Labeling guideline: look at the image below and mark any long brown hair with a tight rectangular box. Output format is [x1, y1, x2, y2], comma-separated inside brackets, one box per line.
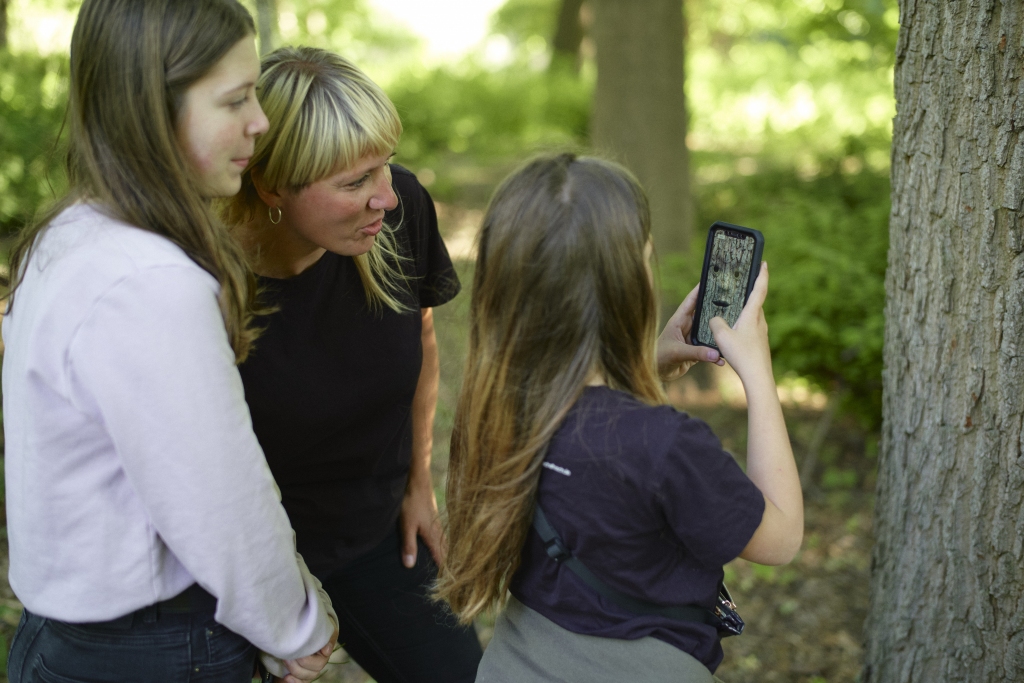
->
[436, 153, 666, 622]
[6, 0, 261, 362]
[222, 47, 410, 313]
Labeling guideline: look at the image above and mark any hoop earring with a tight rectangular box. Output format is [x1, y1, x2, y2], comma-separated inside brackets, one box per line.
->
[268, 206, 282, 225]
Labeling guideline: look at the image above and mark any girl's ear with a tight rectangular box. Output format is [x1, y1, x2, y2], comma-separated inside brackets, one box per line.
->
[251, 167, 283, 208]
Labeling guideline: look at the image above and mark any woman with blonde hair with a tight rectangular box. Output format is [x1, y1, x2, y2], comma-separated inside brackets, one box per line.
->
[2, 1, 337, 681]
[225, 46, 481, 682]
[436, 153, 803, 682]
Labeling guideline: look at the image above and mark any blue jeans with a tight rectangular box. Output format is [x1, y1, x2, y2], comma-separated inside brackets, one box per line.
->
[7, 605, 257, 682]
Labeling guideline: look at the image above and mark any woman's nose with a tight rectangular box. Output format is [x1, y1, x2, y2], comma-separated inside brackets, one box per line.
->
[248, 101, 270, 137]
[368, 173, 398, 211]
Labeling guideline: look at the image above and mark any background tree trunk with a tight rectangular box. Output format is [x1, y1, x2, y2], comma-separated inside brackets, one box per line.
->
[551, 0, 585, 72]
[590, 0, 693, 258]
[865, 2, 1024, 681]
[255, 0, 277, 55]
[0, 0, 8, 50]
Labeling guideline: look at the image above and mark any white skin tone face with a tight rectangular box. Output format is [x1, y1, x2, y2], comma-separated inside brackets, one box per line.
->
[253, 152, 399, 277]
[176, 37, 268, 198]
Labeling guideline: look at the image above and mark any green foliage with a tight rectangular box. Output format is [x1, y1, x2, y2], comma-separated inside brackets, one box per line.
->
[0, 51, 68, 235]
[662, 155, 889, 427]
[386, 62, 591, 198]
[266, 0, 421, 70]
[490, 0, 560, 46]
[687, 0, 898, 164]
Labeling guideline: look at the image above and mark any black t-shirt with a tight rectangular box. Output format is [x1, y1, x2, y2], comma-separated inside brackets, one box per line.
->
[238, 166, 460, 576]
[510, 386, 765, 672]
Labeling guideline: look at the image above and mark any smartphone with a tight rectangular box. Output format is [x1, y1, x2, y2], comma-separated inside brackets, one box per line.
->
[692, 222, 764, 350]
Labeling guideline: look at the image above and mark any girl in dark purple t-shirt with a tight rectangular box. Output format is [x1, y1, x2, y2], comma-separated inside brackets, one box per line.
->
[436, 153, 804, 681]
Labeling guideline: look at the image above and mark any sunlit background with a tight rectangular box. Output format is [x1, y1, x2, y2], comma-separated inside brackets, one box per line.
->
[0, 2, 896, 680]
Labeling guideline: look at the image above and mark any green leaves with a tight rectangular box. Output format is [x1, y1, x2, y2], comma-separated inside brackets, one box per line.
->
[386, 63, 591, 199]
[663, 160, 889, 427]
[686, 0, 897, 163]
[0, 51, 68, 235]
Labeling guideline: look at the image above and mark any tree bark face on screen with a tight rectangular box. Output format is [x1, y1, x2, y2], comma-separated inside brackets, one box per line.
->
[590, 0, 692, 256]
[865, 2, 1024, 681]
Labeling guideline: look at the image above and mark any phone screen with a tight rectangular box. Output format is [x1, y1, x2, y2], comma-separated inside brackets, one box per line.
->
[696, 229, 757, 347]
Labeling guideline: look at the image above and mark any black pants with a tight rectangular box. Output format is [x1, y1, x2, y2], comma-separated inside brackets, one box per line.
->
[321, 529, 482, 683]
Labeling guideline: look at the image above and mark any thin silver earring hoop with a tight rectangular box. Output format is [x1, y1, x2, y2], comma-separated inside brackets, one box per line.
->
[268, 206, 282, 225]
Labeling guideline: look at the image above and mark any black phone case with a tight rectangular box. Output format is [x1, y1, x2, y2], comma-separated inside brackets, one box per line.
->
[692, 222, 765, 350]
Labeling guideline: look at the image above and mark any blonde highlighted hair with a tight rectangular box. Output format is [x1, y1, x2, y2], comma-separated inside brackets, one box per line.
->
[224, 46, 409, 312]
[435, 153, 666, 622]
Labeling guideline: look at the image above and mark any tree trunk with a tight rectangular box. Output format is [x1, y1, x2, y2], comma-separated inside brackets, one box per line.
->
[551, 0, 585, 72]
[865, 2, 1024, 681]
[0, 0, 8, 50]
[590, 0, 693, 258]
[255, 0, 277, 55]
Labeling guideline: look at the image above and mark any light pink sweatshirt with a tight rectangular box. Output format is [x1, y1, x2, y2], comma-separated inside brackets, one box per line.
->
[2, 203, 335, 668]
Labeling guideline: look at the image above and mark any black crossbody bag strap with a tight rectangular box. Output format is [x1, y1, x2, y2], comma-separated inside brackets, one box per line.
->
[532, 505, 722, 628]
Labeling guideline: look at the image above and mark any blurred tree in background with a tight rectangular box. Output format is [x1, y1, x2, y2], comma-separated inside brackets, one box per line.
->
[255, 0, 277, 54]
[590, 0, 693, 256]
[0, 0, 897, 426]
[550, 0, 584, 72]
[1, 0, 8, 48]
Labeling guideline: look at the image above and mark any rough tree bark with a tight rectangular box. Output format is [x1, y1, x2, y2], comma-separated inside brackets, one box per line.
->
[550, 0, 585, 72]
[255, 0, 277, 55]
[590, 0, 693, 257]
[865, 2, 1024, 681]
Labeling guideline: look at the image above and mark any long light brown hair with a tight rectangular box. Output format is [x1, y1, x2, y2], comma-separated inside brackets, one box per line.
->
[222, 47, 410, 313]
[6, 0, 261, 362]
[436, 153, 666, 622]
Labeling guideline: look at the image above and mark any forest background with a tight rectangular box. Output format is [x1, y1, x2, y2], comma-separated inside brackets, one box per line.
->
[0, 1, 897, 681]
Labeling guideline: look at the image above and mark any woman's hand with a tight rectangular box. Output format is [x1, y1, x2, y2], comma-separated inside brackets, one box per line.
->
[657, 284, 724, 382]
[273, 626, 339, 683]
[400, 470, 446, 568]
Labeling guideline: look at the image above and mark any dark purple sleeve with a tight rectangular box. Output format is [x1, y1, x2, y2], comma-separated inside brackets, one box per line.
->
[656, 417, 766, 569]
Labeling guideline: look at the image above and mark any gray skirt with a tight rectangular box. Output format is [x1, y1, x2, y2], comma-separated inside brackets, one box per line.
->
[476, 597, 723, 683]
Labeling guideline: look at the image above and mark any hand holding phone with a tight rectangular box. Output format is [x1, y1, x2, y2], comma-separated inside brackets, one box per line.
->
[692, 222, 765, 350]
[657, 285, 725, 381]
[709, 262, 772, 381]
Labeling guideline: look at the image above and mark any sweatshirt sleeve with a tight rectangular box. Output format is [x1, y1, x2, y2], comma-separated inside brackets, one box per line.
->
[66, 263, 336, 660]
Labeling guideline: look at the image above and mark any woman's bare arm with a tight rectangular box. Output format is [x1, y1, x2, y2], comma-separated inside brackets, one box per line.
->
[710, 263, 803, 565]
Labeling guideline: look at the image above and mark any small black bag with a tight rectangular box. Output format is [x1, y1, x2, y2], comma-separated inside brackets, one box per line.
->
[532, 504, 744, 638]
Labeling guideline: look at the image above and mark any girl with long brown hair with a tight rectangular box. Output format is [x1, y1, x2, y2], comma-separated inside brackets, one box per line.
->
[3, 2, 336, 681]
[437, 153, 803, 682]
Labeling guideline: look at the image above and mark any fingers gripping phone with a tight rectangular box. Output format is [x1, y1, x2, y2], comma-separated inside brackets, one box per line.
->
[692, 222, 764, 350]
